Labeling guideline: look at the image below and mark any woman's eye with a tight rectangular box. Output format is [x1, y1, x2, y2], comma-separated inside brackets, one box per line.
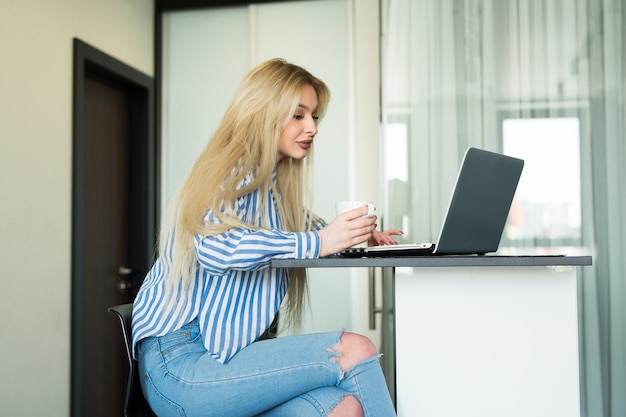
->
[293, 114, 319, 121]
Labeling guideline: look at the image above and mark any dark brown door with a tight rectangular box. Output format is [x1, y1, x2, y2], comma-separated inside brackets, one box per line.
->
[72, 39, 155, 417]
[82, 75, 129, 416]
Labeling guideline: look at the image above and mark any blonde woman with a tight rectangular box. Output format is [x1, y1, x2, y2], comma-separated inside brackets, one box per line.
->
[132, 58, 400, 417]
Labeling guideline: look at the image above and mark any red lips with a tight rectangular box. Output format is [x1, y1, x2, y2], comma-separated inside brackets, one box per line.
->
[298, 140, 312, 149]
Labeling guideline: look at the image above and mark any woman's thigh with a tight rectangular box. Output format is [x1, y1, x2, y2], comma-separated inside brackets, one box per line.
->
[137, 322, 345, 417]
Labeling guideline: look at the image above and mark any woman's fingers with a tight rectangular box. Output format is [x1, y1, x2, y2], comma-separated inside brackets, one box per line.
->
[318, 212, 377, 257]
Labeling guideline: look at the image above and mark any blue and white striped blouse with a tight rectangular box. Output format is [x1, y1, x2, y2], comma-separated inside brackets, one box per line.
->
[131, 172, 324, 363]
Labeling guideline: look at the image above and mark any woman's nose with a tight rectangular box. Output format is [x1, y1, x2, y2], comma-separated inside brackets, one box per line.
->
[306, 116, 318, 135]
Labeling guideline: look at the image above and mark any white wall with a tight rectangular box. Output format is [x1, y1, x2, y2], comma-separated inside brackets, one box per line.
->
[0, 0, 380, 414]
[0, 1, 154, 415]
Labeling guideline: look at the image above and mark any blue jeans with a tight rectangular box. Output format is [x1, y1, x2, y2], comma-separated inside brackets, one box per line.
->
[136, 320, 396, 417]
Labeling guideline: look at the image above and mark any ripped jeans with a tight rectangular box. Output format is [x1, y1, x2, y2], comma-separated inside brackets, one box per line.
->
[136, 320, 396, 417]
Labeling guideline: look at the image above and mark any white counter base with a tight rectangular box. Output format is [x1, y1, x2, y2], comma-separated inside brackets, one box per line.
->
[395, 265, 580, 417]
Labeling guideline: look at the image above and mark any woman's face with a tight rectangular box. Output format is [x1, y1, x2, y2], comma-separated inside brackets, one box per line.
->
[278, 84, 319, 161]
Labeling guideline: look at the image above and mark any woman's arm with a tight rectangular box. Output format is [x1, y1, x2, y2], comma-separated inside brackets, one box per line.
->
[194, 228, 320, 275]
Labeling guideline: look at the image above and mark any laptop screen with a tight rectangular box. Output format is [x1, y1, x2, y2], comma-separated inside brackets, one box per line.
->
[432, 147, 524, 255]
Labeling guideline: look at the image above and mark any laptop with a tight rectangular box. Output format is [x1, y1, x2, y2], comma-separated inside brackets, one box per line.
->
[341, 147, 524, 257]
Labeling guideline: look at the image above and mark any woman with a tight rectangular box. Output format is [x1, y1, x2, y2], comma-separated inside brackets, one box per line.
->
[132, 58, 400, 417]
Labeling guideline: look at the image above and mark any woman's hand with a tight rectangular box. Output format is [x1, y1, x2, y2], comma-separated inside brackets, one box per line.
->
[369, 229, 404, 247]
[317, 206, 377, 257]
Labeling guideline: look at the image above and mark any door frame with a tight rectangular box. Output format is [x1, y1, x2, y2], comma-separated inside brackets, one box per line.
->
[71, 38, 156, 416]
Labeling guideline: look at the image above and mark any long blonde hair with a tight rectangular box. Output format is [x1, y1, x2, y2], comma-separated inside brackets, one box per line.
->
[159, 58, 330, 328]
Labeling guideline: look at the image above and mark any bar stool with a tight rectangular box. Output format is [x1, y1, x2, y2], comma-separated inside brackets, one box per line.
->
[108, 303, 157, 417]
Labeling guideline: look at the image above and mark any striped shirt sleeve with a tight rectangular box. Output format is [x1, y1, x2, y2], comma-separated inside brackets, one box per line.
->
[194, 228, 320, 275]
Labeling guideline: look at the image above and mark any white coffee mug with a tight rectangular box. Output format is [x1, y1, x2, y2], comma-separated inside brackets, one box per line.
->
[335, 200, 376, 248]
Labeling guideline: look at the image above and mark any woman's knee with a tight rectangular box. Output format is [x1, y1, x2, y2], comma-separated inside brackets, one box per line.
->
[334, 332, 378, 371]
[328, 394, 363, 417]
[341, 332, 378, 357]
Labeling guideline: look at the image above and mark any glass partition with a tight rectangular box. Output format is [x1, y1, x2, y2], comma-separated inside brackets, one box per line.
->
[380, 0, 592, 255]
[380, 1, 626, 416]
[159, 0, 378, 339]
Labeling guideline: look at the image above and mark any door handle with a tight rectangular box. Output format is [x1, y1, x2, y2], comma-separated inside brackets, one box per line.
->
[117, 266, 134, 293]
[118, 266, 133, 275]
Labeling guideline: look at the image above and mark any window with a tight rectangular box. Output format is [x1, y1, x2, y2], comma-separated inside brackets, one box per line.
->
[500, 117, 583, 254]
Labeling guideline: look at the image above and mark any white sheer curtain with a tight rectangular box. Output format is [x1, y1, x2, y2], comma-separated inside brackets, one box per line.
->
[381, 0, 626, 415]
